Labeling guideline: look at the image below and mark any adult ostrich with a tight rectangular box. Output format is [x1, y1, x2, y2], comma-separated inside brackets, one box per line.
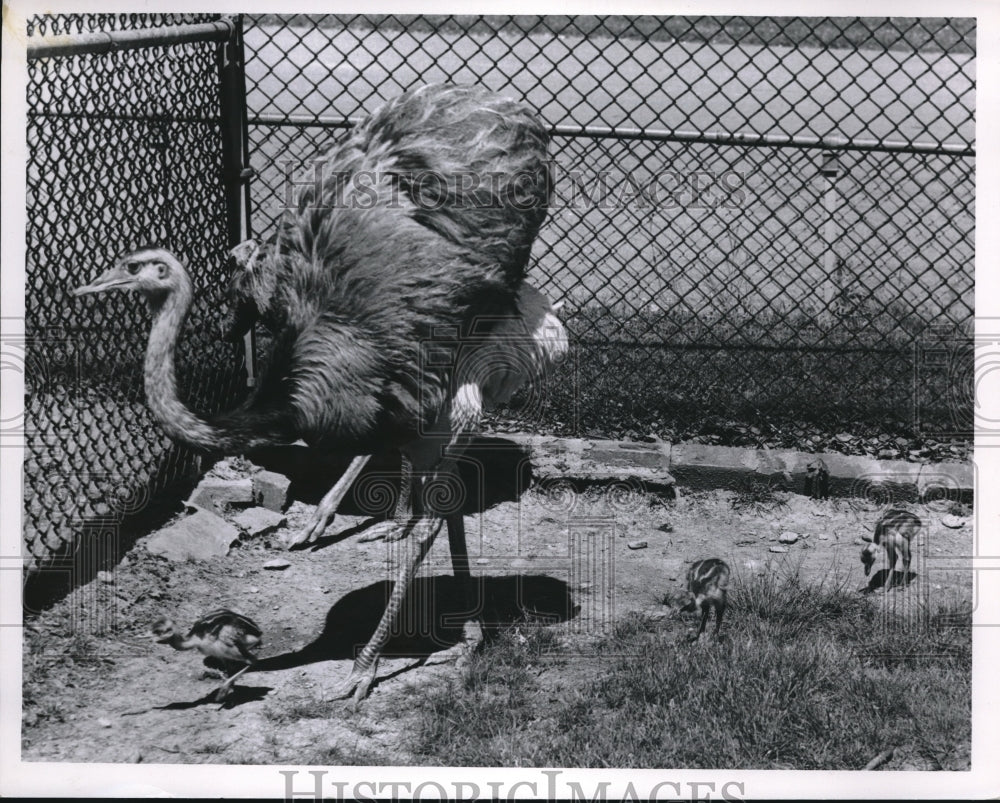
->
[74, 83, 553, 701]
[223, 237, 568, 544]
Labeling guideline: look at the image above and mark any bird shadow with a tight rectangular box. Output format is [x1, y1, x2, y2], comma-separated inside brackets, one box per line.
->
[250, 573, 578, 675]
[125, 684, 273, 714]
[862, 568, 918, 593]
[250, 436, 533, 516]
[289, 516, 387, 551]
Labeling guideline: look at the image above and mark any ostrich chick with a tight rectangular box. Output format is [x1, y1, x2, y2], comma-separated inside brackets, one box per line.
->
[680, 558, 730, 641]
[151, 609, 263, 701]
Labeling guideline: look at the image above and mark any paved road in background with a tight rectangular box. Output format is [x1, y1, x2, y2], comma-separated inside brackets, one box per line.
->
[245, 21, 974, 146]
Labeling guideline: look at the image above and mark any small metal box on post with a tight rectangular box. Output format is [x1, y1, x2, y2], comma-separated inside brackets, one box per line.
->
[819, 152, 842, 313]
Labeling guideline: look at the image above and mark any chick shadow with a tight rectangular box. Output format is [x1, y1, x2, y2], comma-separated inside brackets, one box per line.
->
[251, 436, 532, 518]
[862, 568, 918, 593]
[146, 683, 273, 711]
[251, 573, 578, 686]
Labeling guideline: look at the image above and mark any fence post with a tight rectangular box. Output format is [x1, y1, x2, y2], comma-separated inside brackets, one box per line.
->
[217, 14, 257, 387]
[819, 152, 842, 313]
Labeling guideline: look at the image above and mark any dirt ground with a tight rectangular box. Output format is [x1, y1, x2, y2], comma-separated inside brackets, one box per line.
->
[21, 450, 973, 766]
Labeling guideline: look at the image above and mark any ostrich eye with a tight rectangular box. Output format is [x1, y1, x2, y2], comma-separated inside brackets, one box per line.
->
[157, 263, 168, 278]
[127, 263, 140, 275]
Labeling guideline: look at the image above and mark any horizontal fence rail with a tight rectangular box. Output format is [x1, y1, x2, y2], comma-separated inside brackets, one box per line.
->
[26, 18, 234, 59]
[247, 112, 975, 157]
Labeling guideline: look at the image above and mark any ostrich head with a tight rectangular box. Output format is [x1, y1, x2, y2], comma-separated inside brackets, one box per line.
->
[150, 617, 178, 644]
[74, 247, 191, 309]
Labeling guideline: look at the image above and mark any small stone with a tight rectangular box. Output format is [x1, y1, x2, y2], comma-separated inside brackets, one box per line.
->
[877, 449, 896, 460]
[645, 609, 668, 622]
[656, 523, 674, 533]
[98, 717, 112, 728]
[769, 545, 789, 553]
[97, 570, 114, 584]
[248, 586, 260, 594]
[263, 559, 291, 570]
[779, 531, 799, 544]
[941, 515, 966, 529]
[835, 433, 853, 443]
[475, 558, 489, 566]
[627, 540, 648, 550]
[818, 532, 831, 540]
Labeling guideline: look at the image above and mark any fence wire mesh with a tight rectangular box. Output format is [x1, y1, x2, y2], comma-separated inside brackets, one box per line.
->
[243, 15, 973, 459]
[23, 14, 247, 572]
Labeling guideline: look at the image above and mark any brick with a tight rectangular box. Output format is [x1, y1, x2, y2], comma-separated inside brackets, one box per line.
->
[231, 507, 287, 538]
[253, 470, 292, 512]
[145, 508, 239, 562]
[185, 477, 254, 513]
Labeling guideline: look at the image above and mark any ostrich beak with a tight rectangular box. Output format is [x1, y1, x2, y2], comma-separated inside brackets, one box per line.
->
[73, 265, 133, 296]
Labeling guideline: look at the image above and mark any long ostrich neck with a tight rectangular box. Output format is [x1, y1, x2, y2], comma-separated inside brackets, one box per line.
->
[144, 280, 240, 452]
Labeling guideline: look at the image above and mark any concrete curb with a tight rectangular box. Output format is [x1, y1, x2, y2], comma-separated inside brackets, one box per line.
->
[505, 434, 974, 502]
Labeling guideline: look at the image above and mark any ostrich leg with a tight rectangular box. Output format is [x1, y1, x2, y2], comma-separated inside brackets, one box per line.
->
[423, 511, 484, 666]
[333, 513, 444, 703]
[289, 454, 372, 546]
[358, 453, 414, 543]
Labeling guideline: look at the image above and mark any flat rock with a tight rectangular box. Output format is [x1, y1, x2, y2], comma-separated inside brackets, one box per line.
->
[185, 477, 254, 513]
[769, 545, 789, 553]
[231, 507, 287, 538]
[627, 540, 648, 550]
[254, 470, 292, 512]
[145, 508, 239, 562]
[263, 558, 291, 570]
[941, 515, 966, 529]
[778, 531, 800, 544]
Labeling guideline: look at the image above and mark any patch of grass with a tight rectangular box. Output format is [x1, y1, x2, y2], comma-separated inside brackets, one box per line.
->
[730, 476, 790, 515]
[413, 569, 970, 768]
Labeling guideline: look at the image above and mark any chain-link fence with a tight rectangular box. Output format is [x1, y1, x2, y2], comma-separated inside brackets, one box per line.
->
[243, 15, 974, 457]
[23, 14, 249, 576]
[21, 14, 974, 573]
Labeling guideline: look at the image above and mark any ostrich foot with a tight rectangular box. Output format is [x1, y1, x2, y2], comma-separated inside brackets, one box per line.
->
[425, 619, 483, 668]
[212, 681, 234, 702]
[333, 657, 380, 706]
[288, 508, 336, 547]
[286, 455, 373, 548]
[357, 519, 407, 543]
